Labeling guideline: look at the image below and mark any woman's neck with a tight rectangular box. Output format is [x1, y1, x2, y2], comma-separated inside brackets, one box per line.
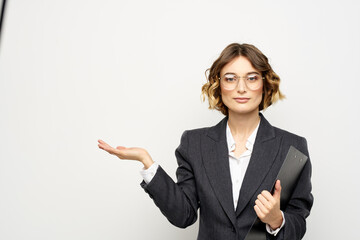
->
[227, 110, 261, 140]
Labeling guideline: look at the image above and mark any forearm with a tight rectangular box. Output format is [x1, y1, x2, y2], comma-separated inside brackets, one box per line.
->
[280, 211, 306, 239]
[140, 165, 198, 228]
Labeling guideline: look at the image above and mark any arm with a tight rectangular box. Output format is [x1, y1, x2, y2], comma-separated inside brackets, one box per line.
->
[97, 131, 199, 228]
[140, 130, 200, 228]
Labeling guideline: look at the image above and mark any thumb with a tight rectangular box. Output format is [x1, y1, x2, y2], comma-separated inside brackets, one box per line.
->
[273, 180, 282, 200]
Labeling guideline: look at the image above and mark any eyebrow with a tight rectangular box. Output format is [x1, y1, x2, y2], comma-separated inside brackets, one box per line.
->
[224, 71, 261, 75]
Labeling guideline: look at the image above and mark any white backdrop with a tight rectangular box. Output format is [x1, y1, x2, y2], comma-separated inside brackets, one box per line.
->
[1, 0, 359, 239]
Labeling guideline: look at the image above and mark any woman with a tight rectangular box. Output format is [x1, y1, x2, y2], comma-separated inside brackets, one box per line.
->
[98, 43, 313, 240]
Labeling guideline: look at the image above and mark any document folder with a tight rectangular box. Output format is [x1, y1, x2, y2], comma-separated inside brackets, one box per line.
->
[244, 145, 308, 240]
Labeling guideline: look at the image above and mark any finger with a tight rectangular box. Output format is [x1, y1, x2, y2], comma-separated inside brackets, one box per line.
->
[116, 146, 126, 150]
[102, 146, 116, 154]
[100, 145, 126, 159]
[98, 139, 110, 146]
[254, 205, 264, 218]
[261, 190, 273, 202]
[98, 139, 110, 148]
[98, 142, 107, 150]
[255, 199, 267, 213]
[98, 144, 104, 150]
[98, 141, 116, 154]
[273, 180, 282, 199]
[257, 194, 272, 209]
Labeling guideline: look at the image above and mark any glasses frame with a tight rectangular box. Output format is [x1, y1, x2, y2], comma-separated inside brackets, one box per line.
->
[218, 73, 265, 91]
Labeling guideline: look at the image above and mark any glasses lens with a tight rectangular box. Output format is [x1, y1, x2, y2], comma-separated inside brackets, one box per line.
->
[246, 74, 262, 90]
[221, 74, 237, 90]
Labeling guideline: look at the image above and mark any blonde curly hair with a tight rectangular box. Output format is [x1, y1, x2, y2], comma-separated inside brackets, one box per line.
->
[201, 43, 285, 115]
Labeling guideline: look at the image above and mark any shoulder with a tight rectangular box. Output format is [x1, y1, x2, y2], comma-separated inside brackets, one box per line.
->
[259, 112, 308, 152]
[273, 125, 309, 155]
[177, 120, 220, 149]
[274, 126, 306, 142]
[185, 126, 210, 136]
[180, 117, 223, 139]
[178, 126, 210, 144]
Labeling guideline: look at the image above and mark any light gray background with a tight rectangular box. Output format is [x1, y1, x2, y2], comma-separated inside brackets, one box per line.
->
[0, 0, 359, 239]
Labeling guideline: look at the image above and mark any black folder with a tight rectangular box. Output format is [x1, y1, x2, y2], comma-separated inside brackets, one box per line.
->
[244, 145, 308, 240]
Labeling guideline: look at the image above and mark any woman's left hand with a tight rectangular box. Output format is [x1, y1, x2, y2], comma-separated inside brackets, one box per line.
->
[254, 180, 283, 229]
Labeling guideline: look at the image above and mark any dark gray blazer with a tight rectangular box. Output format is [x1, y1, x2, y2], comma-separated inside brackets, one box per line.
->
[140, 113, 313, 240]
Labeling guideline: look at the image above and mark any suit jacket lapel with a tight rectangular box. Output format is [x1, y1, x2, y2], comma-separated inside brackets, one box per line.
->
[201, 116, 237, 226]
[235, 113, 282, 216]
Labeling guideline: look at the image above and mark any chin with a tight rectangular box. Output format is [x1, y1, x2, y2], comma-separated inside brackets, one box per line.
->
[229, 107, 258, 115]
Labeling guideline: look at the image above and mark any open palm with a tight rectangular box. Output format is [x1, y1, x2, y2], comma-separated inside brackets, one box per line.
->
[97, 139, 148, 162]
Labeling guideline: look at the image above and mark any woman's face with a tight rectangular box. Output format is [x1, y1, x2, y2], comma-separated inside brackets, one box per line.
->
[219, 56, 263, 115]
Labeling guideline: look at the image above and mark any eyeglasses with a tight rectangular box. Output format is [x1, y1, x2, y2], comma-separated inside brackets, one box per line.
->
[219, 73, 264, 91]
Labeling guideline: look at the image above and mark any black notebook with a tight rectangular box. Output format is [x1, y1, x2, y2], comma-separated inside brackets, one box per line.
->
[244, 145, 308, 240]
[274, 145, 308, 207]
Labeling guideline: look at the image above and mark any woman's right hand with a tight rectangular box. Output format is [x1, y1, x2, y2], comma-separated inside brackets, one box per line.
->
[97, 139, 154, 169]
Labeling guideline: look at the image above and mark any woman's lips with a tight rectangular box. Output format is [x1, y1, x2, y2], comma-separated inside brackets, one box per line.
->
[234, 97, 250, 103]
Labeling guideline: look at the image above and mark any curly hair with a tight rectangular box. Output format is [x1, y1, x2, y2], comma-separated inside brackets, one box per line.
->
[201, 43, 285, 115]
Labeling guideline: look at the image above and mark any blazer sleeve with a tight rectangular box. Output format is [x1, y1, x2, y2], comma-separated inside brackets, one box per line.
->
[272, 137, 314, 240]
[140, 130, 199, 228]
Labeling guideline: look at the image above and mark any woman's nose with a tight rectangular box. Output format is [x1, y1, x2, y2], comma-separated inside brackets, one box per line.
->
[237, 78, 247, 93]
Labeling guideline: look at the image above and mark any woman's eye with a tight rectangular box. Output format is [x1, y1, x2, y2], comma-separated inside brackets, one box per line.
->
[248, 75, 258, 81]
[225, 77, 235, 82]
